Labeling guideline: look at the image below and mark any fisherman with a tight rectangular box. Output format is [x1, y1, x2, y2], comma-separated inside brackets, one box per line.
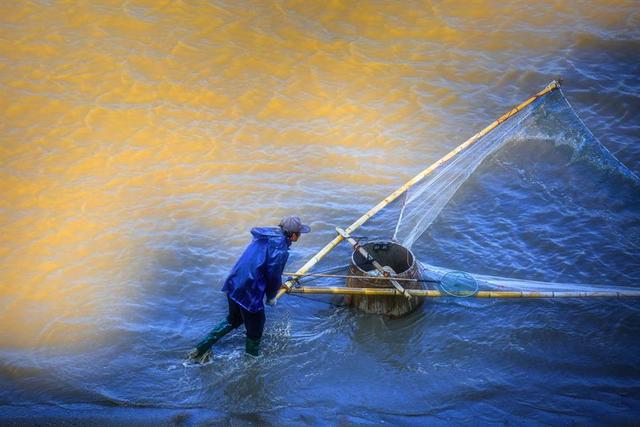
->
[189, 215, 310, 359]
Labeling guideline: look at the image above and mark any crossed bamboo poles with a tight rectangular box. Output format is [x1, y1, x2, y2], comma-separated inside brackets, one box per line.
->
[275, 81, 640, 300]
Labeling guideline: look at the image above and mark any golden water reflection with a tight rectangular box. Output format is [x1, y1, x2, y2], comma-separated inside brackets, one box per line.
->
[1, 0, 636, 349]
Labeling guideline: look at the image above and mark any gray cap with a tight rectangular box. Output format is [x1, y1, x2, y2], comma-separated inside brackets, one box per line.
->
[279, 216, 311, 234]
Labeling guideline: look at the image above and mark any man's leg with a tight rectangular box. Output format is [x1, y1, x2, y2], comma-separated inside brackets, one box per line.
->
[225, 296, 244, 329]
[241, 308, 265, 356]
[191, 296, 243, 358]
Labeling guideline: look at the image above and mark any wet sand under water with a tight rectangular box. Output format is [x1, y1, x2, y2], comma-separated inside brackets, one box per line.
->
[1, 1, 640, 425]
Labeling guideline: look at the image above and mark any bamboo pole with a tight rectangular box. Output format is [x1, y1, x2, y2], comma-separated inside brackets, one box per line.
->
[289, 286, 640, 298]
[276, 80, 562, 300]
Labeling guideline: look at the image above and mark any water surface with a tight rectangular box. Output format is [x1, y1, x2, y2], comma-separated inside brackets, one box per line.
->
[1, 1, 639, 425]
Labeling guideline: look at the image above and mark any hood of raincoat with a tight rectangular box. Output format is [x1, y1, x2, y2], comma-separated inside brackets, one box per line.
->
[221, 227, 290, 312]
[250, 227, 291, 243]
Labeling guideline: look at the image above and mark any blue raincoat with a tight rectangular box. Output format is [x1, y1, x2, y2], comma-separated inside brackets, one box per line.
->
[222, 227, 290, 313]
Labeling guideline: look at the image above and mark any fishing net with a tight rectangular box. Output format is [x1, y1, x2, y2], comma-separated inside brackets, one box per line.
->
[439, 271, 478, 297]
[392, 88, 639, 249]
[303, 84, 640, 296]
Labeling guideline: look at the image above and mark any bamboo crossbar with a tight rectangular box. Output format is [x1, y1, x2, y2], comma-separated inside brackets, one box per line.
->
[289, 286, 640, 298]
[276, 80, 561, 300]
[336, 226, 412, 298]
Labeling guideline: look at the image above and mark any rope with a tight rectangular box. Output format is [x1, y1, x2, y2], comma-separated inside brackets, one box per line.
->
[288, 292, 342, 307]
[284, 271, 439, 283]
[288, 264, 350, 285]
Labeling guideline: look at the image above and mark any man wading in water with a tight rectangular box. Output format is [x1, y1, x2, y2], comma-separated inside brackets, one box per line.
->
[189, 216, 310, 360]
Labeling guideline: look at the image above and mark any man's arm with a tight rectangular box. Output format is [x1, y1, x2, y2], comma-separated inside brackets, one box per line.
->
[265, 245, 289, 303]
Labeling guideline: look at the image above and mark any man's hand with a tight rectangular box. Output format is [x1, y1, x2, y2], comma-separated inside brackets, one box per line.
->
[267, 297, 277, 306]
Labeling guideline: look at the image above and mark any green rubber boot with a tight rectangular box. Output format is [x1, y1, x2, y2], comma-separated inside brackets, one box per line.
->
[190, 319, 234, 359]
[245, 337, 261, 357]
